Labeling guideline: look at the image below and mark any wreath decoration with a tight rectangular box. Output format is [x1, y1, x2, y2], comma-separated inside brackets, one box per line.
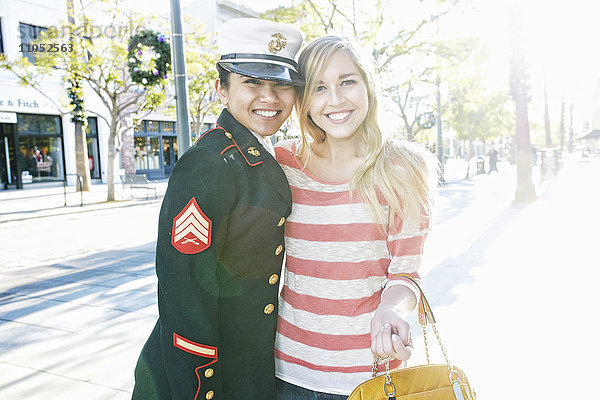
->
[127, 30, 171, 86]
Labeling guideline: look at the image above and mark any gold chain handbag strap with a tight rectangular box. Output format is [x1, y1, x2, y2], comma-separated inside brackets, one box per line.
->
[372, 274, 465, 398]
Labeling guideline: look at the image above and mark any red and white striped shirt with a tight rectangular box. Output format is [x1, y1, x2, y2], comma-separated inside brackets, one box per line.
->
[274, 140, 429, 395]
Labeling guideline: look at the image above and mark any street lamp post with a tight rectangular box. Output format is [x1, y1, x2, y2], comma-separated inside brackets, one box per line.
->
[170, 0, 191, 157]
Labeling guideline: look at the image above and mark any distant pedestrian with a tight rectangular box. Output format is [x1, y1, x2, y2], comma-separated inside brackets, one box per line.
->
[488, 146, 498, 174]
[131, 18, 304, 400]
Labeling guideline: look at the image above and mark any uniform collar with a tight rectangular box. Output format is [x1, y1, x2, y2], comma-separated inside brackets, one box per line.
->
[217, 108, 265, 165]
[216, 108, 292, 210]
[249, 130, 275, 158]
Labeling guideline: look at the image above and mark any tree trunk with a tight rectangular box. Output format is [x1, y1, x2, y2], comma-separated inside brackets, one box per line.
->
[106, 120, 118, 202]
[559, 100, 565, 154]
[513, 92, 536, 202]
[67, 0, 91, 191]
[74, 121, 92, 191]
[568, 102, 574, 153]
[543, 83, 552, 147]
[509, 7, 536, 203]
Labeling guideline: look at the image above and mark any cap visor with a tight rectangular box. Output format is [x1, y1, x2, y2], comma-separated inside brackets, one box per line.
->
[219, 62, 305, 85]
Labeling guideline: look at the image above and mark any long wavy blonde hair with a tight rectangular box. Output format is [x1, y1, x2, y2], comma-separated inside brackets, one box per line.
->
[295, 36, 439, 229]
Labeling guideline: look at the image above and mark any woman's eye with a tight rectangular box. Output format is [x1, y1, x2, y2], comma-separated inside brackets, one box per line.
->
[341, 79, 355, 86]
[315, 85, 326, 92]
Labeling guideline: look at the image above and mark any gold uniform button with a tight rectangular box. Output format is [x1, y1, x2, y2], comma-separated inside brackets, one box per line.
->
[275, 245, 283, 255]
[206, 390, 214, 399]
[269, 274, 279, 285]
[264, 304, 275, 314]
[204, 368, 214, 378]
[225, 132, 232, 139]
[277, 217, 285, 227]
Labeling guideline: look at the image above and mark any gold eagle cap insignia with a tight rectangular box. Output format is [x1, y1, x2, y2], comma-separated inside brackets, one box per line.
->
[247, 147, 260, 156]
[268, 33, 287, 54]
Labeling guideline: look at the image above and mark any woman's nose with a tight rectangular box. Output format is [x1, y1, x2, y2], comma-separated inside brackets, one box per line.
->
[258, 84, 279, 102]
[327, 87, 344, 106]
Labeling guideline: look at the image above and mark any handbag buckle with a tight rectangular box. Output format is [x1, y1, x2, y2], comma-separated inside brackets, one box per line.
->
[383, 380, 396, 399]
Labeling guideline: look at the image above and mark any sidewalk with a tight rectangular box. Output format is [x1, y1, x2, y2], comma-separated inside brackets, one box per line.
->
[0, 159, 472, 224]
[1, 157, 598, 399]
[0, 180, 169, 224]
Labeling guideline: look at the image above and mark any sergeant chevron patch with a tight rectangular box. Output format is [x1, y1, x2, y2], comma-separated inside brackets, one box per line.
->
[171, 197, 212, 254]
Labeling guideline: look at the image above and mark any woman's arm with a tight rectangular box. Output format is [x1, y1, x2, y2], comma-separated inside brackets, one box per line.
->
[370, 211, 430, 361]
[370, 284, 415, 361]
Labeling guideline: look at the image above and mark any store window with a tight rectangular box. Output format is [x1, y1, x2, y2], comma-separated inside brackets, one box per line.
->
[134, 136, 147, 170]
[148, 136, 160, 169]
[17, 114, 64, 182]
[85, 117, 101, 179]
[134, 136, 161, 170]
[134, 119, 177, 178]
[161, 121, 175, 133]
[17, 114, 60, 133]
[162, 137, 177, 168]
[147, 120, 160, 132]
[19, 22, 48, 64]
[134, 120, 145, 133]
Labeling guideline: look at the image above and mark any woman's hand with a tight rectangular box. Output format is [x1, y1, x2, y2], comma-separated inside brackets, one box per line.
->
[370, 284, 416, 361]
[370, 305, 413, 361]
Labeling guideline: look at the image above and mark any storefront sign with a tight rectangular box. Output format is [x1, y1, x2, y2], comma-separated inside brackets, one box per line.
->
[0, 85, 63, 114]
[0, 111, 18, 123]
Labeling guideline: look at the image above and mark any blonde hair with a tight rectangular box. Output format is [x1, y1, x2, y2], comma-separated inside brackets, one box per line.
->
[295, 36, 439, 229]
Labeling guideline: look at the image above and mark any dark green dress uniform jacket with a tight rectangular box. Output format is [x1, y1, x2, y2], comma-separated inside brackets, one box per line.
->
[132, 109, 292, 400]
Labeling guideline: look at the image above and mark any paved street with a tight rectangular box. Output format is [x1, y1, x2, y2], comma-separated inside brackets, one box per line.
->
[1, 157, 599, 399]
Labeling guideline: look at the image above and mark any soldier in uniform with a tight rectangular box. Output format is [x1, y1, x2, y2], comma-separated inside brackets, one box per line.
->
[132, 18, 304, 400]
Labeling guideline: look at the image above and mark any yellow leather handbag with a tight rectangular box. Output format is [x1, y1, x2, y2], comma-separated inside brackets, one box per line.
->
[347, 275, 476, 400]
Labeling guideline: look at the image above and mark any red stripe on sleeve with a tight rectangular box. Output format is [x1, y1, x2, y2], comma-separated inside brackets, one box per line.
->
[275, 349, 404, 373]
[387, 234, 427, 256]
[285, 255, 388, 280]
[281, 286, 380, 317]
[277, 316, 370, 350]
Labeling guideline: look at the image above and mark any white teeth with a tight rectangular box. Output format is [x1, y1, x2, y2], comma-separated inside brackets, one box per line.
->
[255, 110, 277, 117]
[327, 111, 351, 120]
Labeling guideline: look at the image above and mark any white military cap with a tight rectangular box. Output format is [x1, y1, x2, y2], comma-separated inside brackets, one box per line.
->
[217, 18, 304, 85]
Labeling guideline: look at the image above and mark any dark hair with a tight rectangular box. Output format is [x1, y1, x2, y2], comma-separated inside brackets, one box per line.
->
[216, 64, 231, 88]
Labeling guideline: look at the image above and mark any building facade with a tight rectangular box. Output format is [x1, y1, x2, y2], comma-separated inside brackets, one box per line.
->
[0, 0, 257, 190]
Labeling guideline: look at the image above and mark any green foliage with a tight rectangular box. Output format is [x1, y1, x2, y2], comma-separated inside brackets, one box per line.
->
[262, 0, 449, 70]
[262, 1, 487, 144]
[260, 5, 326, 42]
[447, 77, 514, 144]
[140, 87, 167, 112]
[436, 37, 513, 145]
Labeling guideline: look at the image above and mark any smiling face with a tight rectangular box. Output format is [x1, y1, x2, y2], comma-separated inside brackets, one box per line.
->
[308, 50, 369, 142]
[216, 73, 296, 137]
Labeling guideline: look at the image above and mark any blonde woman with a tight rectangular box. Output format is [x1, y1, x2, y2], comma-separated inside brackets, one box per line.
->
[273, 36, 439, 399]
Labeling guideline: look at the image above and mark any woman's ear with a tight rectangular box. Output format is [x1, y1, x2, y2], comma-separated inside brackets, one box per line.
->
[215, 79, 228, 106]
